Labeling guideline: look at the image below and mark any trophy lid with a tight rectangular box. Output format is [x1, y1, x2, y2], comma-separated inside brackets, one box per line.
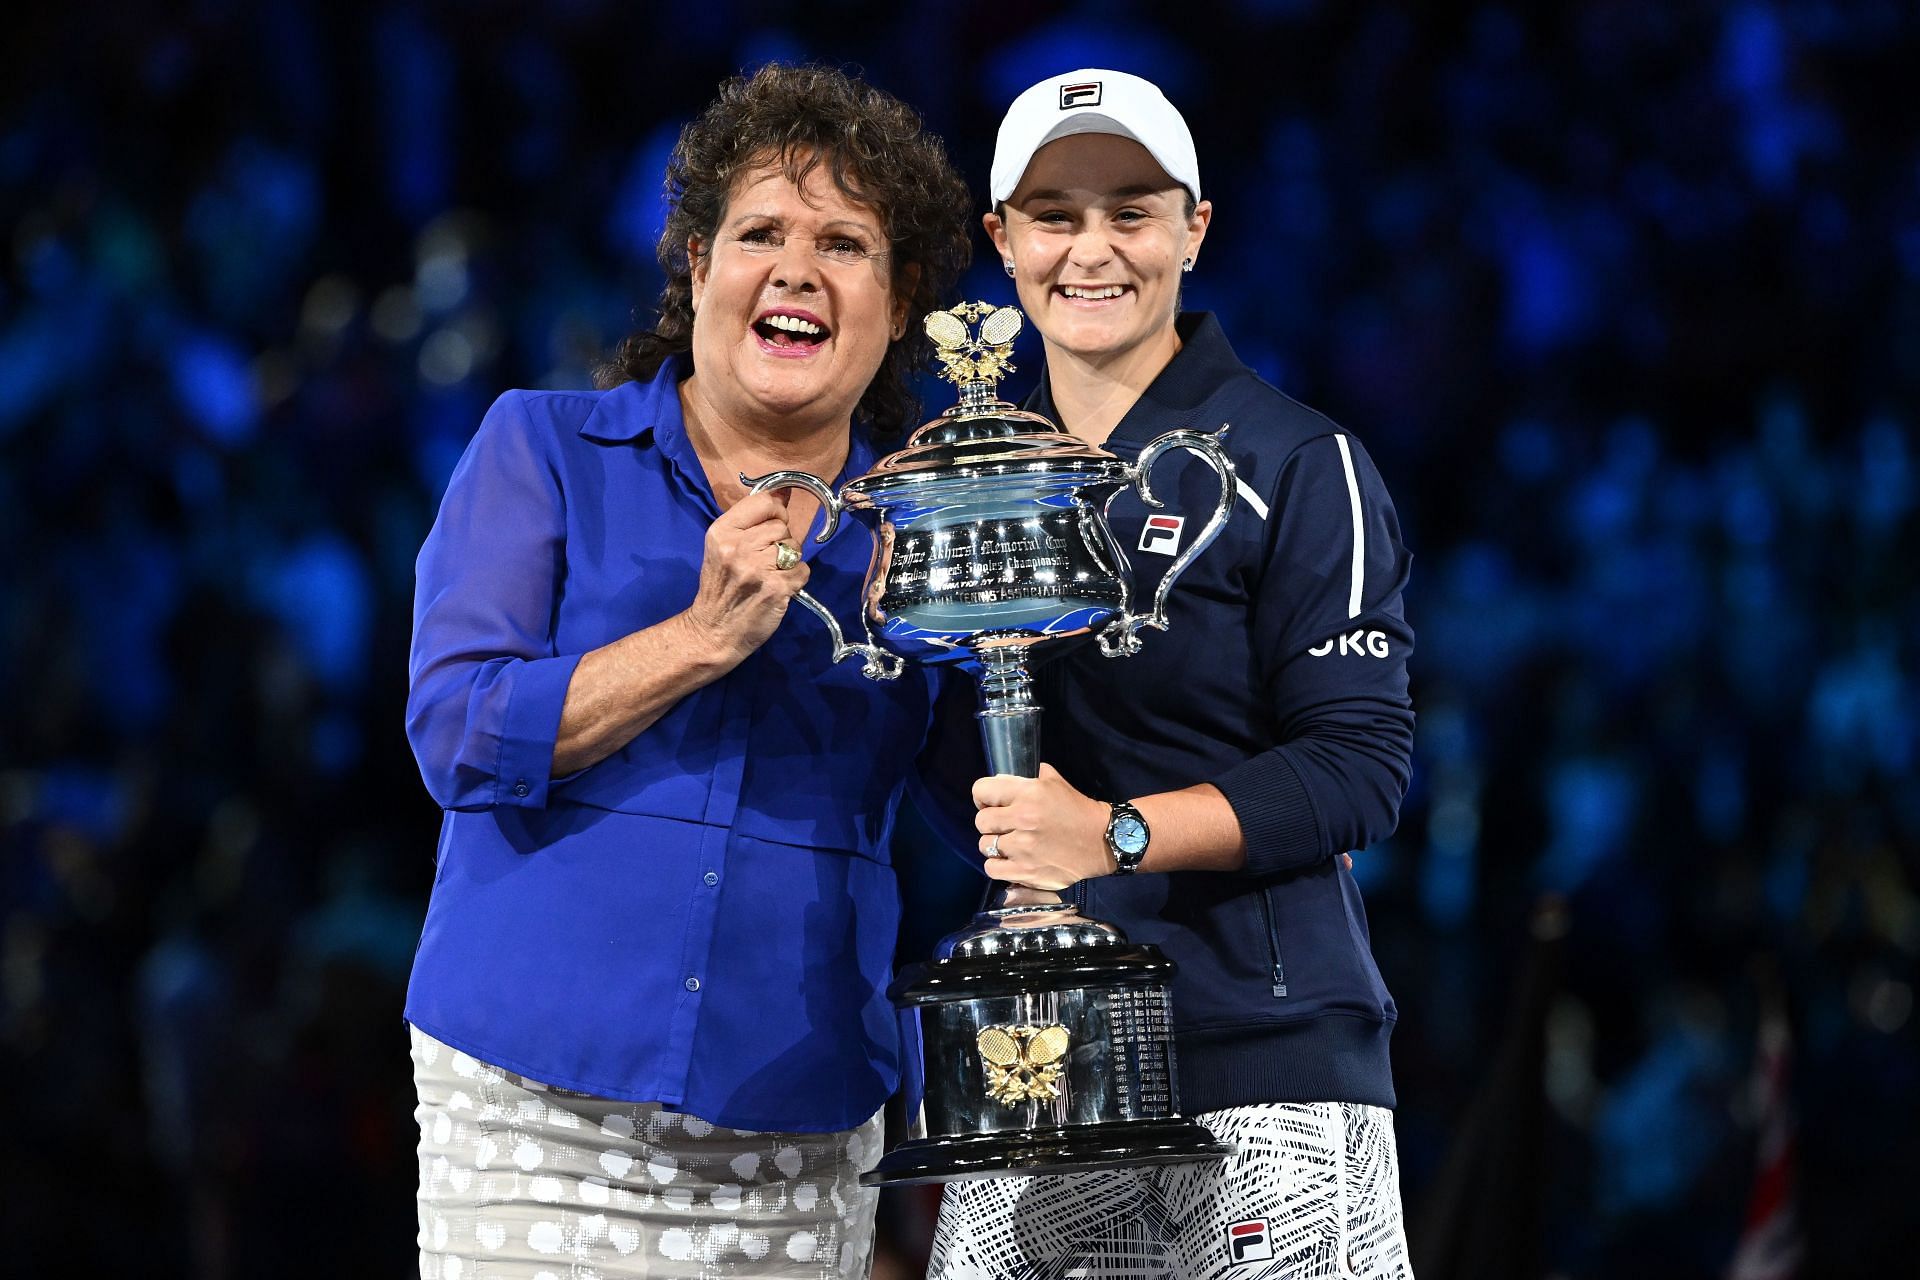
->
[843, 302, 1130, 488]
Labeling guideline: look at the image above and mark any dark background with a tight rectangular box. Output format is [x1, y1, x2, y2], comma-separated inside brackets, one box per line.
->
[3, 1, 1916, 1275]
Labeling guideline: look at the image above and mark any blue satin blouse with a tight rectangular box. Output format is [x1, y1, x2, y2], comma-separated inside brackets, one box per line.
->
[402, 361, 939, 1132]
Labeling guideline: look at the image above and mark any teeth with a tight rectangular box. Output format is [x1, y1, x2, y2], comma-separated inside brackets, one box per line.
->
[1062, 285, 1124, 300]
[762, 314, 824, 335]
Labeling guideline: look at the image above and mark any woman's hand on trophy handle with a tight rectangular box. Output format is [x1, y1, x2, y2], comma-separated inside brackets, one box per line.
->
[682, 491, 812, 662]
[743, 469, 842, 541]
[739, 470, 902, 680]
[973, 764, 1111, 889]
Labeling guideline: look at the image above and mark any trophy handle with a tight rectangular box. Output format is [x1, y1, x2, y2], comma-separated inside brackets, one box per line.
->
[742, 470, 906, 681]
[1096, 427, 1237, 657]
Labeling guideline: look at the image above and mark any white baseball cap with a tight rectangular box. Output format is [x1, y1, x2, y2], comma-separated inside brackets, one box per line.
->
[989, 68, 1201, 205]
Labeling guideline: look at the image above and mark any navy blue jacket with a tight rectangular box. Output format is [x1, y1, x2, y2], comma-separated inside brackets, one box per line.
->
[1029, 314, 1415, 1112]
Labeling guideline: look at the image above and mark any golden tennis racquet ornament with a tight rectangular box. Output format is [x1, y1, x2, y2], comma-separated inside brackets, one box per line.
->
[977, 1023, 1071, 1106]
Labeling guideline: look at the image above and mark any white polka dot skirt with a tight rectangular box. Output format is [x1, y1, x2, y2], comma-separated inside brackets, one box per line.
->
[410, 1025, 881, 1278]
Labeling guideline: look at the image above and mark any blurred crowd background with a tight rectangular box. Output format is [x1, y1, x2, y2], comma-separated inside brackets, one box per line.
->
[3, 1, 1916, 1276]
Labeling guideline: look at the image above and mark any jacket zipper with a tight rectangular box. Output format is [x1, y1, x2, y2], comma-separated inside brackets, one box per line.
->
[1257, 887, 1289, 998]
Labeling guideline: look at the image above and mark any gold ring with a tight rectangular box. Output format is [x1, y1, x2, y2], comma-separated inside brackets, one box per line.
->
[773, 540, 801, 572]
[984, 835, 1003, 859]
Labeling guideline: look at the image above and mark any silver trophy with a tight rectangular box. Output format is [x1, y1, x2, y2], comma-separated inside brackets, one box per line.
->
[748, 302, 1235, 1184]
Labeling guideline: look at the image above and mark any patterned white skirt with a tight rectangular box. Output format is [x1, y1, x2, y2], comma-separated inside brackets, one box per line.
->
[410, 1025, 882, 1279]
[928, 1101, 1413, 1279]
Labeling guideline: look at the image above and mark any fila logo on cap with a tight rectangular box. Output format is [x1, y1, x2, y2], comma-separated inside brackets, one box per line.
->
[1227, 1218, 1273, 1264]
[1059, 81, 1102, 109]
[1138, 514, 1184, 556]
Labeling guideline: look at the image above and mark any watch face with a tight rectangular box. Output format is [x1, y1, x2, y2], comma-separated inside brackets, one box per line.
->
[1113, 815, 1148, 856]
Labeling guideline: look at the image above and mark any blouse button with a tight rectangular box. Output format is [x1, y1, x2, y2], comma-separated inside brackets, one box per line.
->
[684, 976, 701, 992]
[703, 871, 719, 886]
[512, 780, 530, 797]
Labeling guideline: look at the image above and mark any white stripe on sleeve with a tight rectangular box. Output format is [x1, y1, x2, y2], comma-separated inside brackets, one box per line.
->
[1334, 434, 1365, 618]
[1234, 478, 1270, 521]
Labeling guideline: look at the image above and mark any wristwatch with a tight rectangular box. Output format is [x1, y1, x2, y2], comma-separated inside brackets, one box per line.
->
[1104, 800, 1150, 875]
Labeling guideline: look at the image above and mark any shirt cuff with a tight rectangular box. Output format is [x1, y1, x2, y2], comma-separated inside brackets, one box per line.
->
[1213, 749, 1327, 878]
[495, 652, 584, 808]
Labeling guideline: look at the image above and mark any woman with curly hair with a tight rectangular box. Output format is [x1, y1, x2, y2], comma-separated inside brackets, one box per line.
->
[402, 64, 972, 1278]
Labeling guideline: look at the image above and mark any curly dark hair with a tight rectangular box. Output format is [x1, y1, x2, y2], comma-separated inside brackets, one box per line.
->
[596, 64, 973, 433]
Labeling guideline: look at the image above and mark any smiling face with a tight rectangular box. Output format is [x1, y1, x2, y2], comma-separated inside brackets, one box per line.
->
[687, 156, 902, 437]
[986, 132, 1210, 372]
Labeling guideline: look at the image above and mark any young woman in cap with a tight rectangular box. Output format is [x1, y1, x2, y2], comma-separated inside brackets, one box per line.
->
[931, 68, 1417, 1279]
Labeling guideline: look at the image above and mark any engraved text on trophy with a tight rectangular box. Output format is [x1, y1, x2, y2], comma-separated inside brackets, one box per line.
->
[876, 509, 1126, 632]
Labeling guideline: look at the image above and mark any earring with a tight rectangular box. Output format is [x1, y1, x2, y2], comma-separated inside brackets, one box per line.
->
[1003, 260, 1016, 278]
[1182, 257, 1194, 273]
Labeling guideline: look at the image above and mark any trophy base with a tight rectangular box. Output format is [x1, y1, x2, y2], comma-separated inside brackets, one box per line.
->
[861, 1118, 1231, 1187]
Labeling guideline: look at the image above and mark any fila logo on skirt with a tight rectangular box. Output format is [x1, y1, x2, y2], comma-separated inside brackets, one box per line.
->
[1227, 1217, 1274, 1264]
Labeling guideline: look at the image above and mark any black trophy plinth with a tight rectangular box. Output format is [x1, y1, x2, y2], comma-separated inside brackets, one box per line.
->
[861, 913, 1231, 1187]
